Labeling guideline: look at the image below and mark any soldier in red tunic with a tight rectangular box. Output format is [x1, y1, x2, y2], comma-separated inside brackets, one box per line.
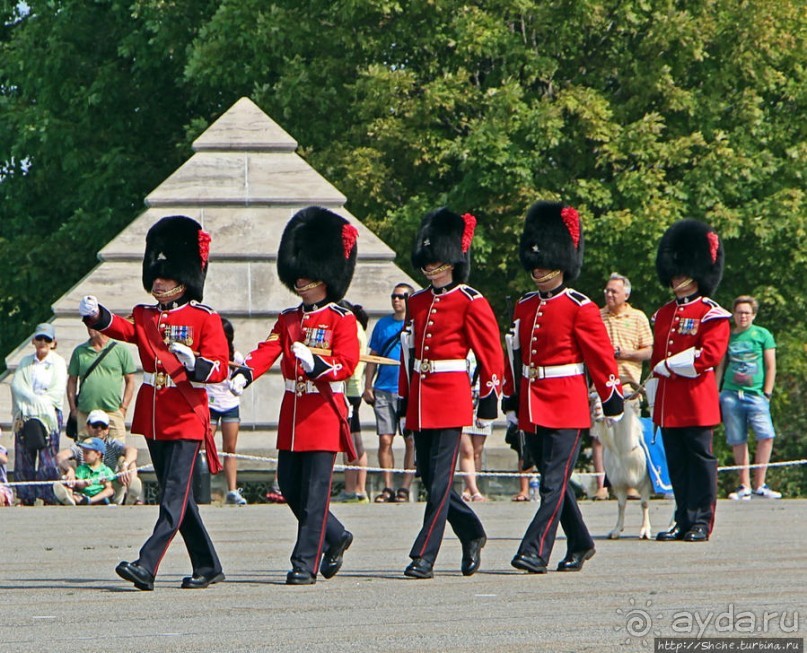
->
[650, 220, 730, 543]
[79, 215, 230, 591]
[503, 201, 623, 574]
[399, 208, 504, 580]
[230, 207, 360, 585]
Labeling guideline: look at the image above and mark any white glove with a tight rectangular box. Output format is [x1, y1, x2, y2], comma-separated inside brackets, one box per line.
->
[506, 411, 518, 427]
[229, 375, 248, 396]
[476, 418, 494, 429]
[79, 295, 99, 318]
[644, 377, 659, 412]
[653, 359, 671, 378]
[605, 413, 624, 427]
[168, 342, 196, 371]
[291, 341, 315, 373]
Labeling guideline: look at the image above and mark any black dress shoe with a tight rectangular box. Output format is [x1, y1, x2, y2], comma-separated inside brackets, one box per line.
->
[115, 561, 154, 591]
[656, 525, 685, 541]
[511, 552, 547, 574]
[320, 531, 353, 579]
[286, 568, 316, 585]
[683, 525, 709, 542]
[404, 558, 434, 579]
[181, 571, 225, 589]
[556, 547, 596, 572]
[460, 536, 486, 576]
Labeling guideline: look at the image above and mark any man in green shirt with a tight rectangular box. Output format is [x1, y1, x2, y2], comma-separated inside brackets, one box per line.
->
[67, 327, 136, 440]
[716, 295, 780, 500]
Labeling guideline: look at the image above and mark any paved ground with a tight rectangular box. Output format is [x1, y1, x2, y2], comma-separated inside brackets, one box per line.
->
[2, 498, 804, 653]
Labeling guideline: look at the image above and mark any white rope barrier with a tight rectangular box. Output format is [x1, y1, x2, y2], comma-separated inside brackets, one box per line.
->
[5, 453, 806, 488]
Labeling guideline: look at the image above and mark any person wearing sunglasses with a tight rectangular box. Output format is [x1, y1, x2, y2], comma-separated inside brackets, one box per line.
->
[363, 283, 416, 504]
[10, 323, 67, 505]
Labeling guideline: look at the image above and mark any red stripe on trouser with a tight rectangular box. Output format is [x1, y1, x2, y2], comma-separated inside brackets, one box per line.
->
[708, 430, 717, 535]
[417, 434, 461, 558]
[313, 453, 336, 574]
[537, 429, 582, 561]
[152, 442, 198, 574]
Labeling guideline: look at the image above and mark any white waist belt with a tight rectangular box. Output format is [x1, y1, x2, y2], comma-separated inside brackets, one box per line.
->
[414, 358, 467, 374]
[522, 362, 585, 380]
[142, 372, 204, 389]
[284, 379, 345, 395]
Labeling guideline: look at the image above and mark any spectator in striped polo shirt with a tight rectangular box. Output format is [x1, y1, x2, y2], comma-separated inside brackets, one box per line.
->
[590, 272, 653, 501]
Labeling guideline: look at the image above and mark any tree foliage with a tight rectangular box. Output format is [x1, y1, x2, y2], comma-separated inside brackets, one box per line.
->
[2, 0, 805, 486]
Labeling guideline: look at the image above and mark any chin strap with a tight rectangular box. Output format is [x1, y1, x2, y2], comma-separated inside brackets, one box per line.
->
[531, 269, 561, 284]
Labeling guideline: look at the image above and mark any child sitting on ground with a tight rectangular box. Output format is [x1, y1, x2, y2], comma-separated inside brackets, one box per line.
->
[53, 437, 115, 505]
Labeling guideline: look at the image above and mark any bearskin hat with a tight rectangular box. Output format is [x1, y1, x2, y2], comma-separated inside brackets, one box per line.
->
[656, 219, 724, 296]
[519, 201, 584, 281]
[143, 215, 210, 302]
[411, 208, 477, 284]
[277, 206, 359, 303]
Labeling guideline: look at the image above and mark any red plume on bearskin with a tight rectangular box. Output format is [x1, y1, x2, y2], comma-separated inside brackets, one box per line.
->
[342, 223, 359, 260]
[277, 206, 358, 303]
[461, 213, 477, 253]
[656, 219, 724, 296]
[412, 207, 476, 284]
[143, 215, 209, 302]
[519, 201, 585, 281]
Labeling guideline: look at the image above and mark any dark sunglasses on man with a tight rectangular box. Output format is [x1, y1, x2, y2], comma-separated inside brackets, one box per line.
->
[390, 293, 409, 300]
[89, 422, 109, 430]
[34, 336, 53, 343]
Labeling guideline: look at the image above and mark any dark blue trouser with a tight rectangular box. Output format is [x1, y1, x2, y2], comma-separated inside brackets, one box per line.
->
[137, 439, 221, 578]
[409, 428, 486, 566]
[277, 450, 347, 576]
[518, 427, 593, 565]
[661, 426, 717, 533]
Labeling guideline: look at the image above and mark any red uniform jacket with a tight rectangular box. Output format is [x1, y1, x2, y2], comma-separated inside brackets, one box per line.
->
[245, 303, 359, 452]
[100, 302, 229, 441]
[399, 284, 503, 431]
[651, 296, 730, 428]
[502, 288, 623, 430]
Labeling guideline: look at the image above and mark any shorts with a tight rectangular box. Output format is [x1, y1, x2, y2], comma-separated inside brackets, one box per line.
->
[720, 390, 776, 446]
[373, 389, 401, 436]
[347, 396, 362, 433]
[211, 405, 240, 424]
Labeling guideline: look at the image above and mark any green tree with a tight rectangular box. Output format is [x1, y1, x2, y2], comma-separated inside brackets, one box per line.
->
[0, 0, 219, 362]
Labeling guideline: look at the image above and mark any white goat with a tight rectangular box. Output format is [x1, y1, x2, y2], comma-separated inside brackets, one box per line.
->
[593, 396, 653, 539]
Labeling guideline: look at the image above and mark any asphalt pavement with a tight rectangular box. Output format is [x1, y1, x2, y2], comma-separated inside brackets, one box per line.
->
[2, 498, 805, 653]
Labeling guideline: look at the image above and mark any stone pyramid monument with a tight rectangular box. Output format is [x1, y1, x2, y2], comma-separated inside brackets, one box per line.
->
[0, 97, 418, 470]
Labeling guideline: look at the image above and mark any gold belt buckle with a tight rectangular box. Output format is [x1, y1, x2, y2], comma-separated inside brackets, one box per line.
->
[295, 381, 308, 396]
[528, 365, 539, 380]
[154, 372, 167, 389]
[420, 359, 431, 374]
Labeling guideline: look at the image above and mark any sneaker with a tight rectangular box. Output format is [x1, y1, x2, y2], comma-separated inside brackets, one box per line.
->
[264, 490, 286, 504]
[225, 488, 247, 506]
[753, 484, 782, 499]
[728, 486, 751, 501]
[344, 493, 369, 504]
[333, 490, 355, 503]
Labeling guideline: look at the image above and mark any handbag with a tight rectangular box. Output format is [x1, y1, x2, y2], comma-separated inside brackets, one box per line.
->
[20, 418, 49, 452]
[66, 342, 117, 439]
